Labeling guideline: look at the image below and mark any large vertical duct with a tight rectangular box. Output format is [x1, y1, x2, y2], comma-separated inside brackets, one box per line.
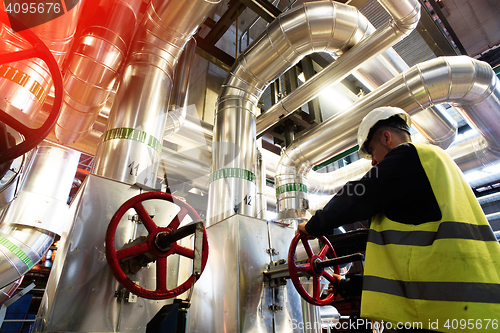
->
[207, 0, 420, 225]
[255, 147, 266, 219]
[207, 1, 374, 225]
[0, 4, 83, 128]
[0, 143, 79, 289]
[55, 0, 142, 144]
[275, 56, 500, 221]
[164, 37, 197, 137]
[93, 0, 219, 189]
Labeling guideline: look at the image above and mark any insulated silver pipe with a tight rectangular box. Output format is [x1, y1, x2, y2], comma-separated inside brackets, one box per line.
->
[351, 47, 457, 149]
[256, 0, 420, 135]
[55, 0, 142, 144]
[164, 38, 197, 137]
[207, 1, 373, 225]
[0, 3, 83, 128]
[0, 25, 52, 128]
[93, 0, 219, 188]
[0, 144, 79, 289]
[256, 148, 267, 219]
[306, 135, 498, 211]
[276, 56, 500, 221]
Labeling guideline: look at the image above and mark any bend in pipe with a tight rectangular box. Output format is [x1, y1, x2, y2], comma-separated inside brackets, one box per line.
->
[256, 0, 420, 135]
[275, 56, 500, 221]
[208, 1, 376, 224]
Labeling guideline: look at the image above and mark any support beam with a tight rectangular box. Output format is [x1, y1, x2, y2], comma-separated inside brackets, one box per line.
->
[238, 0, 281, 23]
[300, 56, 322, 124]
[194, 35, 235, 71]
[205, 0, 247, 44]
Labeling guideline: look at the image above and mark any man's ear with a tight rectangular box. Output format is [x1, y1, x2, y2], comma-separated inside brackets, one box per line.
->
[381, 130, 392, 146]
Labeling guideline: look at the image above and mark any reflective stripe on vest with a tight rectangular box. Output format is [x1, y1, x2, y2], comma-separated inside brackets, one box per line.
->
[360, 143, 500, 332]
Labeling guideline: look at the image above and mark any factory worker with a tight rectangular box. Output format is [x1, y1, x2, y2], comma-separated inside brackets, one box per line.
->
[298, 106, 500, 333]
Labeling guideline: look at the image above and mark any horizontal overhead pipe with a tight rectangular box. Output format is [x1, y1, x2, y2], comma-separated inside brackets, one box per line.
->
[275, 56, 500, 222]
[256, 0, 420, 136]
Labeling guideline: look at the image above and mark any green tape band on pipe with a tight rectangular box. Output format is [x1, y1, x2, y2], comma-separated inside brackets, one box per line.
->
[102, 127, 162, 154]
[209, 168, 256, 184]
[276, 183, 308, 196]
[0, 235, 35, 269]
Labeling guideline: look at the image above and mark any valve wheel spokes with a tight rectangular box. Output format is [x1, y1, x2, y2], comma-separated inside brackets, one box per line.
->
[105, 191, 209, 300]
[288, 232, 340, 306]
[0, 15, 63, 163]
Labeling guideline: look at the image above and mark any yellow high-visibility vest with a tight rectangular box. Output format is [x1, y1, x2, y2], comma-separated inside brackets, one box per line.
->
[360, 143, 500, 332]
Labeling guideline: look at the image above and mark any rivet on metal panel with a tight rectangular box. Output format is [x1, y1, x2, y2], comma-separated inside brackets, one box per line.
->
[266, 248, 279, 255]
[268, 304, 283, 313]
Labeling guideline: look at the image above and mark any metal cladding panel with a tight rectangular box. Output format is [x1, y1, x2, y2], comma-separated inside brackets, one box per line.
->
[188, 214, 274, 332]
[268, 222, 305, 333]
[34, 174, 181, 332]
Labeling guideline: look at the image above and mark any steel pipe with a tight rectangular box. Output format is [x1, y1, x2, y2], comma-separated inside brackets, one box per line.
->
[256, 0, 420, 135]
[164, 38, 197, 137]
[0, 144, 79, 289]
[276, 56, 500, 221]
[208, 1, 374, 225]
[93, 0, 219, 188]
[350, 47, 457, 149]
[256, 148, 267, 219]
[0, 3, 83, 128]
[55, 0, 142, 144]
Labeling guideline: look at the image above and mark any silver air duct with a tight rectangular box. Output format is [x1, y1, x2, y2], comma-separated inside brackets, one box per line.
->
[256, 0, 420, 135]
[256, 147, 266, 219]
[55, 0, 142, 144]
[349, 47, 458, 149]
[164, 37, 197, 137]
[0, 144, 79, 288]
[93, 0, 219, 189]
[276, 56, 500, 221]
[208, 0, 374, 225]
[0, 4, 83, 128]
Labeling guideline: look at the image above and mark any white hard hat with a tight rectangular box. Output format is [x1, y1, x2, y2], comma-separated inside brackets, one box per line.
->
[357, 106, 411, 159]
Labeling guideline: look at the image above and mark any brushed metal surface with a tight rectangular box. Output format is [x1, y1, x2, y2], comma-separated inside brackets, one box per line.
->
[268, 221, 306, 333]
[55, 0, 142, 144]
[164, 38, 197, 137]
[0, 144, 79, 289]
[189, 215, 308, 332]
[189, 215, 275, 332]
[93, 0, 219, 187]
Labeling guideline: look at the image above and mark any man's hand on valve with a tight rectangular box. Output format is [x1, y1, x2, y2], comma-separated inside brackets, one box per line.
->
[297, 222, 315, 239]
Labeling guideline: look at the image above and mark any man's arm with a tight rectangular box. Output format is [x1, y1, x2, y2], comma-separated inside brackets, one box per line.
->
[301, 143, 434, 237]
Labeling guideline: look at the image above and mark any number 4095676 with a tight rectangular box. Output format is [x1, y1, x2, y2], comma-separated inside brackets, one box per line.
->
[5, 2, 61, 14]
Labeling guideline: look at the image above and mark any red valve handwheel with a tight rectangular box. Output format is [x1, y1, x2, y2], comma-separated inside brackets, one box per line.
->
[288, 232, 340, 306]
[0, 15, 63, 163]
[105, 191, 209, 300]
